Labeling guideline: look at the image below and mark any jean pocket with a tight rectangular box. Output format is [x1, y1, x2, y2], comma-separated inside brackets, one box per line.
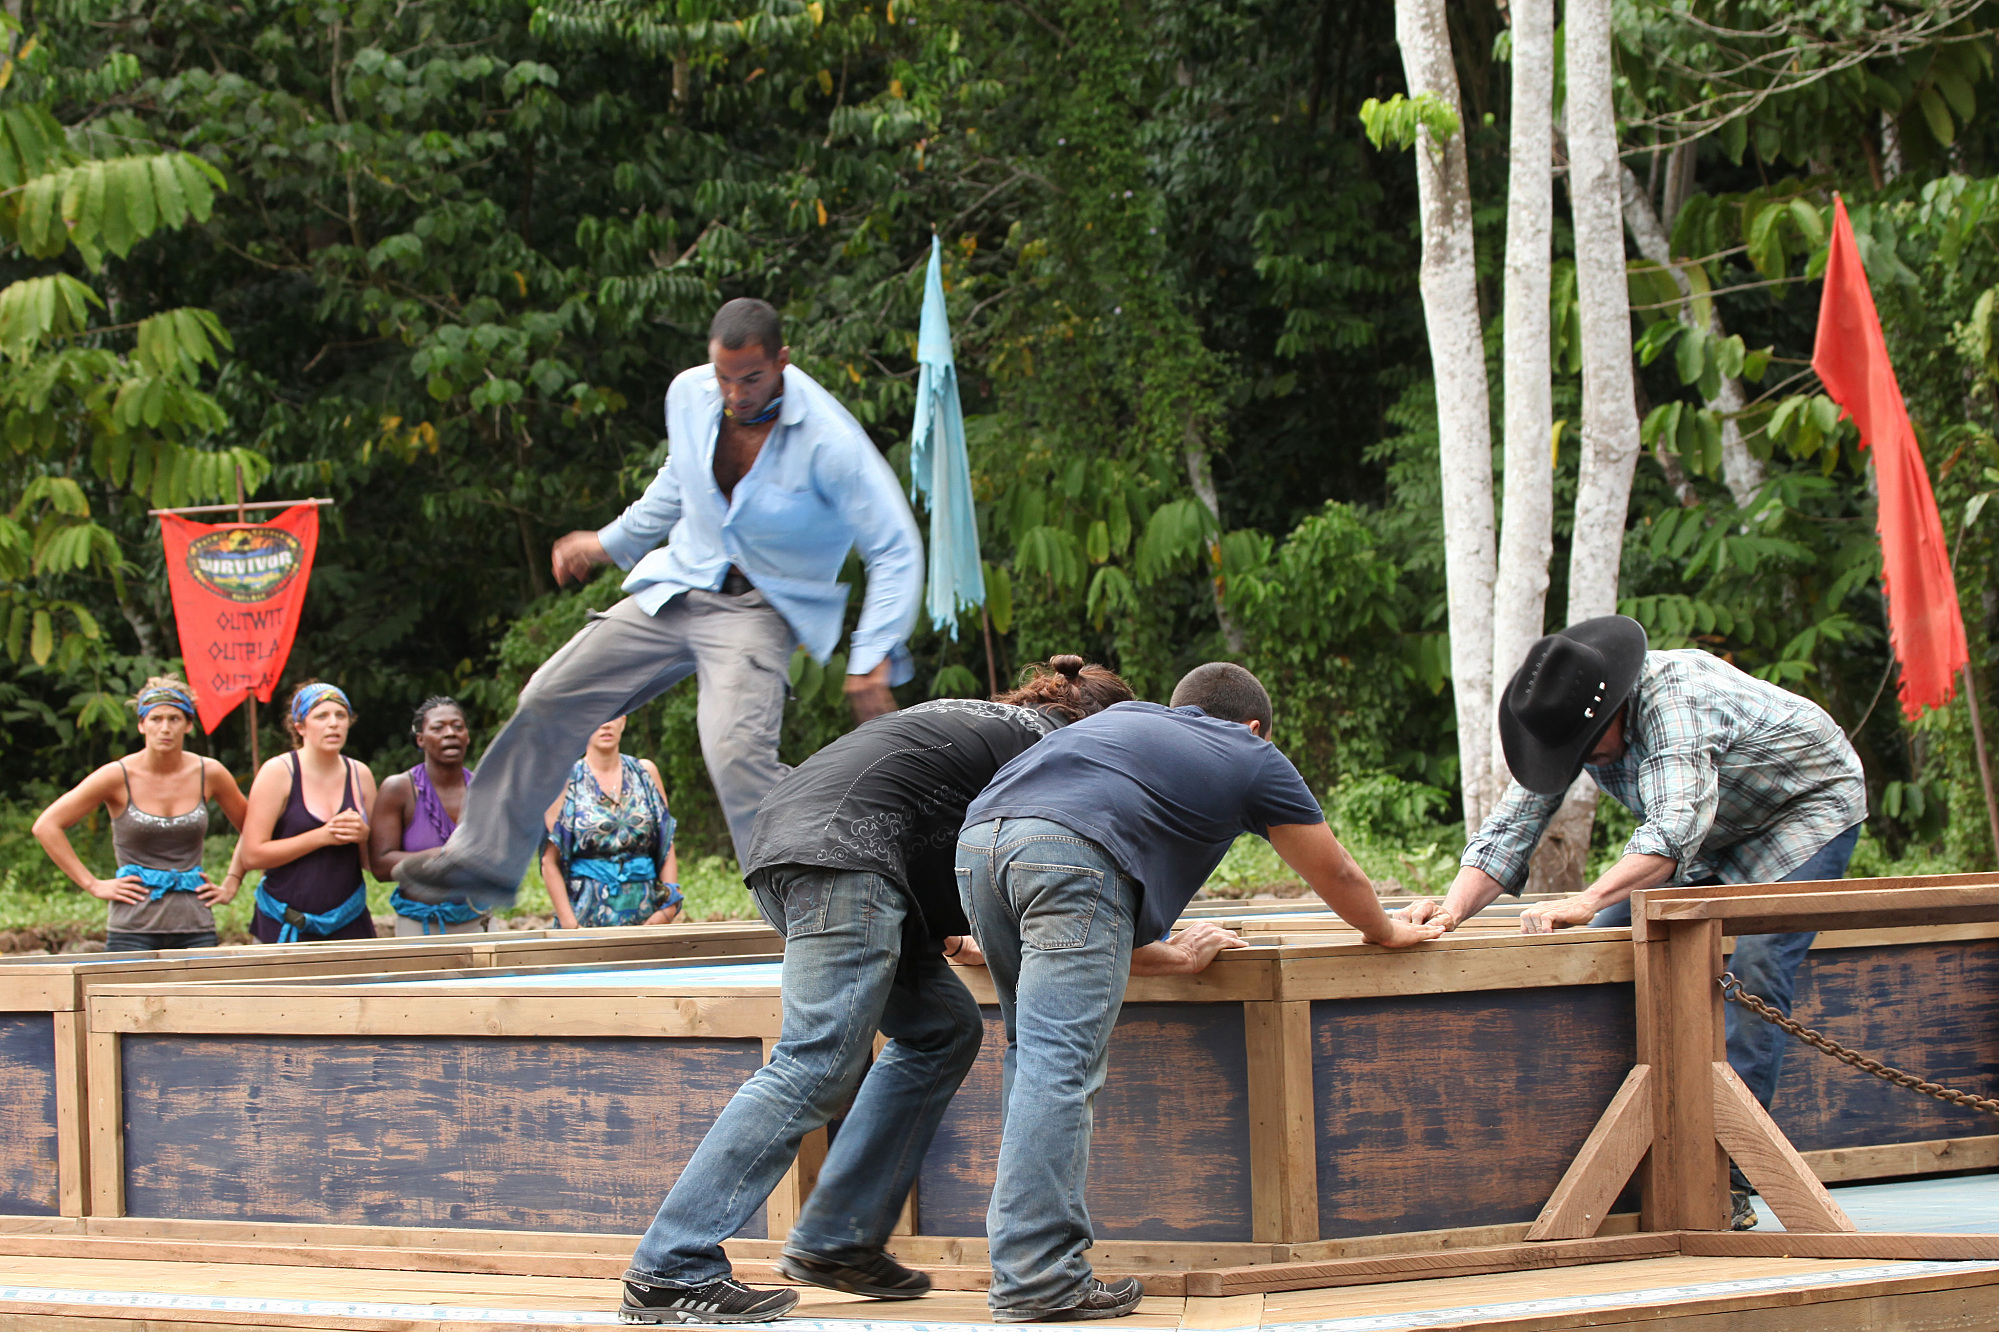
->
[1007, 861, 1102, 951]
[773, 875, 833, 938]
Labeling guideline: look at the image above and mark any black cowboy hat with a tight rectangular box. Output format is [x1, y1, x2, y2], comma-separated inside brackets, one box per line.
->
[1498, 616, 1649, 794]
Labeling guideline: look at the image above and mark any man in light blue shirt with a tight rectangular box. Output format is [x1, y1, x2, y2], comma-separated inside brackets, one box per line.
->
[398, 299, 923, 906]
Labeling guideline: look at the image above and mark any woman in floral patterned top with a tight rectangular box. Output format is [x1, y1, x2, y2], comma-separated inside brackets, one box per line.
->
[540, 716, 682, 928]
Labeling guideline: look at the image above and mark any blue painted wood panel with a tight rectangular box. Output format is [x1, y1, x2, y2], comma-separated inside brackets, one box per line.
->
[0, 1013, 58, 1216]
[120, 1035, 766, 1235]
[920, 1002, 1254, 1241]
[1772, 940, 1999, 1152]
[1312, 984, 1636, 1239]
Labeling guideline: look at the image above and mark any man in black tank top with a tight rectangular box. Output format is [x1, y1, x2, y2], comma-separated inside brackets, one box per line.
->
[616, 665, 1237, 1325]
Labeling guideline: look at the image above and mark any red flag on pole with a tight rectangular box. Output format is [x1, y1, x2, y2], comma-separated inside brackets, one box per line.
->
[1812, 196, 1968, 719]
[158, 503, 321, 733]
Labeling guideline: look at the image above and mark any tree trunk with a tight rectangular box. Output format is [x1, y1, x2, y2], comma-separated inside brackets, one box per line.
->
[1396, 0, 1498, 834]
[1619, 161, 1764, 507]
[1540, 0, 1647, 892]
[1492, 0, 1555, 799]
[1567, 0, 1642, 631]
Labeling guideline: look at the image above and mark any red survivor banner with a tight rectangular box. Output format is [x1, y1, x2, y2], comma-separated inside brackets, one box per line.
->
[158, 503, 321, 733]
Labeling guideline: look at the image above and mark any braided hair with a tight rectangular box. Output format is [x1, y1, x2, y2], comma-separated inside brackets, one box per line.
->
[410, 695, 465, 742]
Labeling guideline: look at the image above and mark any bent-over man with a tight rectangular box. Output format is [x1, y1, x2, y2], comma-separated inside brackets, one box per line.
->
[956, 663, 1441, 1322]
[1404, 616, 1866, 1229]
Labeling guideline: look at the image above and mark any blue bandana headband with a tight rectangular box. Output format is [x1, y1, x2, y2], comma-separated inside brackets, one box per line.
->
[291, 682, 352, 727]
[135, 686, 197, 721]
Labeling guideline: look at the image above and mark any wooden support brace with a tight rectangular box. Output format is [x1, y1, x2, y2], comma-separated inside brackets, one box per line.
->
[1525, 1064, 1652, 1241]
[1710, 1061, 1855, 1234]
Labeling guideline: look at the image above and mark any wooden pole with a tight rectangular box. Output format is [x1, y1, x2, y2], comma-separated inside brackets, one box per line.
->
[1963, 664, 1999, 868]
[235, 466, 260, 773]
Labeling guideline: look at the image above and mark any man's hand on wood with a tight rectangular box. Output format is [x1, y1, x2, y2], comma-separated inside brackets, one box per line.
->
[1130, 922, 1248, 975]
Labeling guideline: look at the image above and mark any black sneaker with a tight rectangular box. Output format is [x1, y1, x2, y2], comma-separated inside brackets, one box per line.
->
[620, 1276, 800, 1324]
[1730, 1188, 1759, 1231]
[993, 1277, 1145, 1323]
[776, 1247, 931, 1300]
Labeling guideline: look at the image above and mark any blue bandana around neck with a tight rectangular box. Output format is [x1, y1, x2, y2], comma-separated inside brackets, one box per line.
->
[725, 395, 783, 425]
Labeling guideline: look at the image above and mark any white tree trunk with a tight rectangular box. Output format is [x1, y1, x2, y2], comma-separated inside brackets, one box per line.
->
[1537, 0, 1648, 893]
[1396, 0, 1498, 834]
[1619, 162, 1765, 508]
[1491, 0, 1555, 799]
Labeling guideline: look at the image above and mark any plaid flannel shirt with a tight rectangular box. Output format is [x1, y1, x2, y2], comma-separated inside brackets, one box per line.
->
[1463, 650, 1867, 893]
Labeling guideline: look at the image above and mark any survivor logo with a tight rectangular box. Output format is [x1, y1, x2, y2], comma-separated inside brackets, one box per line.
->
[186, 526, 304, 603]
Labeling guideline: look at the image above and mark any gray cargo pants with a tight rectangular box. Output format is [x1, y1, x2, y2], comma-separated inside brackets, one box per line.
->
[444, 590, 794, 885]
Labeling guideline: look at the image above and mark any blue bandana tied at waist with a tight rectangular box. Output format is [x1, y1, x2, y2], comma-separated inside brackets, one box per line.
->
[119, 864, 205, 901]
[388, 888, 486, 935]
[255, 883, 369, 943]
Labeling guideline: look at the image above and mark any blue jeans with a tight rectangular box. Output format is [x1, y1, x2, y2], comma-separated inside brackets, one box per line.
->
[955, 818, 1139, 1315]
[1588, 823, 1861, 1111]
[625, 867, 983, 1286]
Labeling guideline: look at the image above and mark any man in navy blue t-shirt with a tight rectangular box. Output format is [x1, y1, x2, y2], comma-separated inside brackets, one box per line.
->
[955, 663, 1441, 1322]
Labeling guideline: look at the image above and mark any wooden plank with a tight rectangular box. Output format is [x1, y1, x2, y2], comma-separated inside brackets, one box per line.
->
[1524, 1064, 1653, 1241]
[1767, 939, 1999, 1155]
[1680, 1230, 1999, 1261]
[1802, 1133, 1999, 1183]
[1310, 984, 1638, 1241]
[0, 1014, 59, 1218]
[1813, 921, 1999, 950]
[1710, 1061, 1854, 1234]
[1177, 1293, 1262, 1329]
[1648, 885, 1999, 932]
[1180, 1232, 1679, 1296]
[1243, 1001, 1315, 1244]
[84, 1031, 120, 1218]
[116, 1034, 768, 1235]
[87, 993, 784, 1039]
[922, 1004, 1256, 1243]
[1276, 937, 1634, 1002]
[51, 1013, 85, 1218]
[1278, 1211, 1638, 1263]
[1662, 920, 1728, 1232]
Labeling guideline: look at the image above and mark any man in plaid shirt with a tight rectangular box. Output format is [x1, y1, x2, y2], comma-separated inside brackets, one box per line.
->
[1404, 616, 1866, 1228]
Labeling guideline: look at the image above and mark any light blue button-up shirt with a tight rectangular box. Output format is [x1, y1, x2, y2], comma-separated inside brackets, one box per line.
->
[597, 363, 923, 682]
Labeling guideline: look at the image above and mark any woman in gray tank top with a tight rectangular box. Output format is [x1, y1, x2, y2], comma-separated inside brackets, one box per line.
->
[31, 678, 251, 951]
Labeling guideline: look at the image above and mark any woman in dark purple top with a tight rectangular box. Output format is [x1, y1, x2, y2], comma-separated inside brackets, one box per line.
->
[371, 697, 488, 935]
[240, 681, 379, 943]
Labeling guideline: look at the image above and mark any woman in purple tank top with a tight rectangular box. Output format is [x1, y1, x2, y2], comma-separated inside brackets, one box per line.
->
[370, 696, 490, 935]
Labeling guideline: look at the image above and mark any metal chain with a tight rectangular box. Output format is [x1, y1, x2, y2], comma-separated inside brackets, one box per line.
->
[1718, 971, 1999, 1119]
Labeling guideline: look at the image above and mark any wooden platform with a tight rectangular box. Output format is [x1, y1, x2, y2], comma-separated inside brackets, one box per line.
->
[0, 1247, 1995, 1330]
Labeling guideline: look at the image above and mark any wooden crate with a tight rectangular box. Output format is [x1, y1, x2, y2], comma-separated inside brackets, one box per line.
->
[68, 921, 1999, 1268]
[0, 921, 780, 1224]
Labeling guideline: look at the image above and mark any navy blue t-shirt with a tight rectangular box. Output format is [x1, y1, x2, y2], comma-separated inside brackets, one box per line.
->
[962, 701, 1326, 941]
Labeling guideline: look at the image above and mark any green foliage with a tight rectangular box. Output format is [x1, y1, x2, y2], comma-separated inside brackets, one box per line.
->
[1358, 93, 1461, 152]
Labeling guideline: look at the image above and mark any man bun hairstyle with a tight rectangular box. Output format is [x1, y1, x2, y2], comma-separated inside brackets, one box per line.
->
[410, 695, 464, 742]
[1170, 662, 1275, 737]
[709, 298, 784, 360]
[994, 655, 1134, 723]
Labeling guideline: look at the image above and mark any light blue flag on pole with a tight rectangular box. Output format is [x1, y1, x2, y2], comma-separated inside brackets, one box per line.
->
[909, 234, 985, 637]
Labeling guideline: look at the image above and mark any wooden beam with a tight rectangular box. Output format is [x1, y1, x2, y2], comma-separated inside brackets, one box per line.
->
[1710, 1061, 1855, 1233]
[1180, 1232, 1680, 1296]
[1244, 1000, 1316, 1244]
[1662, 920, 1729, 1232]
[83, 1031, 121, 1218]
[1681, 1230, 1999, 1261]
[1803, 1133, 1999, 1184]
[1524, 1064, 1652, 1241]
[51, 1012, 86, 1218]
